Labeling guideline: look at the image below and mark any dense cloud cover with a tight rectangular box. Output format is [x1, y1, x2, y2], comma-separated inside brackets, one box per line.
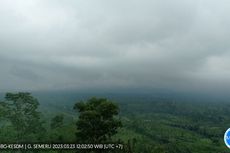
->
[0, 0, 230, 93]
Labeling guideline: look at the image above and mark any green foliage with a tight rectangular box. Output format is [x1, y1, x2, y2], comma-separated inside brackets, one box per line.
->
[1, 92, 230, 153]
[74, 97, 122, 144]
[0, 92, 45, 143]
[117, 100, 230, 153]
[50, 114, 64, 129]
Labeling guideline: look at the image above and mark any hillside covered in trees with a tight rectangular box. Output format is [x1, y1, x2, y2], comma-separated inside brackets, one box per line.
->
[0, 92, 230, 153]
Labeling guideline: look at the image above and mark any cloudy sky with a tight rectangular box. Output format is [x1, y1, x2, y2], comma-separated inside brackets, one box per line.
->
[0, 0, 230, 94]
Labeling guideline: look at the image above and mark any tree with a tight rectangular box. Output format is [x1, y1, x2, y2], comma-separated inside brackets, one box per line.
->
[0, 92, 45, 142]
[49, 114, 65, 143]
[50, 114, 64, 129]
[74, 97, 122, 144]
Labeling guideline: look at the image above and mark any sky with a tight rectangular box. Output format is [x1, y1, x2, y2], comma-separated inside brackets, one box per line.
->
[0, 0, 230, 94]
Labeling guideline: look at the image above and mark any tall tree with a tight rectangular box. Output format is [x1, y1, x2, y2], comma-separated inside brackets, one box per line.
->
[49, 114, 65, 143]
[74, 97, 122, 144]
[0, 92, 45, 142]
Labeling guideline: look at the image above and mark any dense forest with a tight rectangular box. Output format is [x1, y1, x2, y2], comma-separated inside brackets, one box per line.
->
[0, 92, 230, 153]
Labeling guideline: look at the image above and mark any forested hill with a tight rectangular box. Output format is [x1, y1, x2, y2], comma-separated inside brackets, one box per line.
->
[1, 91, 230, 152]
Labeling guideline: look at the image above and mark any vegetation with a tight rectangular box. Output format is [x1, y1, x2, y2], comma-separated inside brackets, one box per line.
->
[74, 97, 122, 144]
[0, 92, 230, 153]
[0, 92, 45, 143]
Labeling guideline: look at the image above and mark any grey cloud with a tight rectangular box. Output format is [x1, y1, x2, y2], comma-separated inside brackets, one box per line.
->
[0, 0, 230, 94]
